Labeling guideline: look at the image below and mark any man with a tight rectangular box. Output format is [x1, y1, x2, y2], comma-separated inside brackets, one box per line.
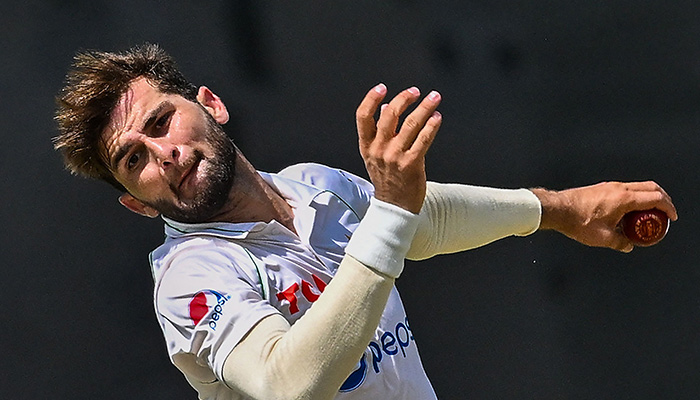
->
[54, 44, 676, 400]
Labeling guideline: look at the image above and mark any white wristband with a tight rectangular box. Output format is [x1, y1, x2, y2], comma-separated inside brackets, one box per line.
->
[345, 197, 420, 278]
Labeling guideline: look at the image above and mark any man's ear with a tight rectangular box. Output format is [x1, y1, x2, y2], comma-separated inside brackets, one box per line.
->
[118, 193, 160, 218]
[196, 86, 229, 124]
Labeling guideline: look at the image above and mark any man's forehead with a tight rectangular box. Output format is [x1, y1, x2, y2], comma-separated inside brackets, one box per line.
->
[109, 78, 162, 130]
[99, 78, 163, 165]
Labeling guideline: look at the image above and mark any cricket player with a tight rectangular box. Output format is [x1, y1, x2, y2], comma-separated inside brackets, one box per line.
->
[54, 44, 677, 400]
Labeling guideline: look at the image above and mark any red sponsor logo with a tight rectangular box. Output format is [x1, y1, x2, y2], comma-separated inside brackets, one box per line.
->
[276, 274, 327, 314]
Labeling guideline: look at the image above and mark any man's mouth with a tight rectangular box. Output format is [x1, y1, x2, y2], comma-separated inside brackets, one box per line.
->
[178, 157, 201, 193]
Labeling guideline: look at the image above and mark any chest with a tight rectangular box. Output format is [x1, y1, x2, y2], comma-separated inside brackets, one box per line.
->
[237, 235, 338, 324]
[240, 195, 361, 324]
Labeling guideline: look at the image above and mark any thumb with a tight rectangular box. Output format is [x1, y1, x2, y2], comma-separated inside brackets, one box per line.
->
[605, 230, 634, 253]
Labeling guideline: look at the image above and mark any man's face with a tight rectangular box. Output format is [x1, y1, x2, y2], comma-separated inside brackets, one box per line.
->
[102, 77, 236, 222]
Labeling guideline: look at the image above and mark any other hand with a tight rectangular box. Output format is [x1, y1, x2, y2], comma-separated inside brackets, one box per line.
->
[533, 181, 678, 252]
[355, 84, 443, 214]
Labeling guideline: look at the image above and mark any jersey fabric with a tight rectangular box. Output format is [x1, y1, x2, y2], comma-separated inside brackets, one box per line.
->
[149, 163, 437, 400]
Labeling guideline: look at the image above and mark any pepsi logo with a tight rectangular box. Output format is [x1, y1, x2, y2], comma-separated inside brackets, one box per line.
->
[188, 290, 230, 330]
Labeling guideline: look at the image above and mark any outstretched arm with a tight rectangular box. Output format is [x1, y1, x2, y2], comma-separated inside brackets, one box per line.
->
[407, 183, 542, 260]
[406, 177, 677, 260]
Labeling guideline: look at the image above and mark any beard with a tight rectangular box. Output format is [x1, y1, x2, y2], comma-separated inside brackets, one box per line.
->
[147, 114, 237, 223]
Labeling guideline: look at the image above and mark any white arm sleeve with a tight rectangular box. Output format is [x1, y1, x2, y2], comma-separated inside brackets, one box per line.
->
[221, 199, 417, 400]
[407, 182, 542, 260]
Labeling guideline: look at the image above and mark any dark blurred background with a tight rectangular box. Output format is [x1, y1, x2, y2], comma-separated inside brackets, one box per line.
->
[2, 1, 699, 398]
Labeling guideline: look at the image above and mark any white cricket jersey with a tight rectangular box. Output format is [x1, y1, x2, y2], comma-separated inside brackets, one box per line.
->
[149, 163, 437, 400]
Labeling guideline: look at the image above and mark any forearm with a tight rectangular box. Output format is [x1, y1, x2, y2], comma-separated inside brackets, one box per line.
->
[222, 256, 393, 400]
[222, 199, 418, 400]
[407, 182, 541, 260]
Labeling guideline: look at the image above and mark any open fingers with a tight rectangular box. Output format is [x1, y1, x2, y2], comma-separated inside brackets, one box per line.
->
[376, 86, 422, 142]
[395, 90, 442, 151]
[356, 83, 388, 150]
[357, 84, 443, 163]
[374, 87, 443, 155]
[408, 109, 442, 159]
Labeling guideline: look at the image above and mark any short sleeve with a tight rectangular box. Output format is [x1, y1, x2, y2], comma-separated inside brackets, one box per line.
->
[154, 237, 281, 382]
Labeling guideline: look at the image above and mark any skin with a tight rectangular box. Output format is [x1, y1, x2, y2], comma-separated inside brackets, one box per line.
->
[101, 77, 295, 230]
[356, 84, 442, 214]
[218, 84, 445, 399]
[532, 182, 678, 252]
[354, 84, 678, 253]
[100, 79, 677, 397]
[104, 78, 678, 253]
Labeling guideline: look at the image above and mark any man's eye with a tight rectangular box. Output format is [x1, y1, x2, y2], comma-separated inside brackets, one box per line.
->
[155, 112, 172, 130]
[127, 153, 141, 169]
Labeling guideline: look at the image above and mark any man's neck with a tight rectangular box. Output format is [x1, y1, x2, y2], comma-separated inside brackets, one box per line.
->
[205, 151, 296, 233]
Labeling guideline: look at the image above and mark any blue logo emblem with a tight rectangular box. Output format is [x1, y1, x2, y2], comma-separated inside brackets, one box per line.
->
[340, 354, 368, 392]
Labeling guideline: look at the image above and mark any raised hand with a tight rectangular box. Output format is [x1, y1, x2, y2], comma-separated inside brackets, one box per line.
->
[355, 84, 442, 214]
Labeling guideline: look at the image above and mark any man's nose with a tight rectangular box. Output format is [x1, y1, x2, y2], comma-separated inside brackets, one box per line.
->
[147, 138, 178, 167]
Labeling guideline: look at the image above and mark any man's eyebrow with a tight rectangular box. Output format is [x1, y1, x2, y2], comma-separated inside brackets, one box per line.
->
[109, 100, 174, 171]
[141, 100, 174, 132]
[110, 142, 133, 171]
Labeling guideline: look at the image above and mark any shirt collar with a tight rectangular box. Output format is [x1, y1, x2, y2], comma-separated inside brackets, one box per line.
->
[162, 170, 325, 240]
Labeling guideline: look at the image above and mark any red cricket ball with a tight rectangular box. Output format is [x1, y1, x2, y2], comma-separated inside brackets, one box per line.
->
[621, 209, 670, 247]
